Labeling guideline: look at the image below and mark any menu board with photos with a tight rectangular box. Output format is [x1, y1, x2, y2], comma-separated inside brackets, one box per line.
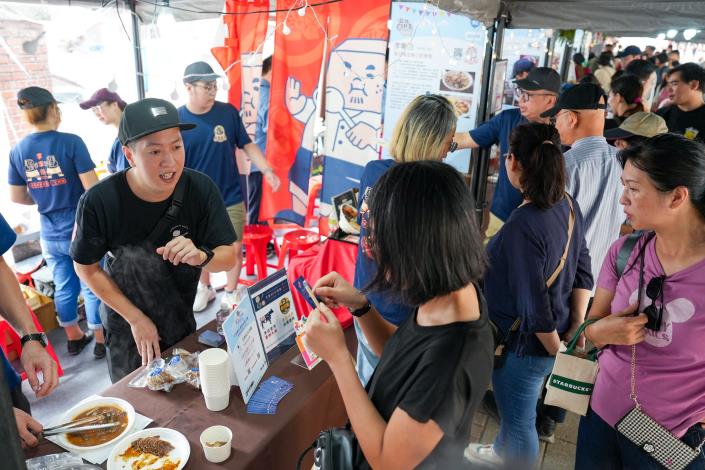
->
[383, 2, 487, 173]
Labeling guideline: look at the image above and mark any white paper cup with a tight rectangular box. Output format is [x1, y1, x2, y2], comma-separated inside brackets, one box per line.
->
[200, 425, 233, 463]
[203, 392, 230, 412]
[199, 348, 231, 396]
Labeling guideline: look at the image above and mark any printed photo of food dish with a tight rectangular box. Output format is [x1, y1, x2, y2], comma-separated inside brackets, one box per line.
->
[440, 70, 475, 93]
[441, 94, 473, 118]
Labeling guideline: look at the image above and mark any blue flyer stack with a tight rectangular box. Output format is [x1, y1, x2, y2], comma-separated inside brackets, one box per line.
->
[246, 376, 294, 415]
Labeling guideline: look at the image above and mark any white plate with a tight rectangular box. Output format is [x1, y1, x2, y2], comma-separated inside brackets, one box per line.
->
[107, 427, 190, 470]
[56, 397, 136, 452]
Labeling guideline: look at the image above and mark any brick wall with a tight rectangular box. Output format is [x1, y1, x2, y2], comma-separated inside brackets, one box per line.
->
[0, 20, 51, 147]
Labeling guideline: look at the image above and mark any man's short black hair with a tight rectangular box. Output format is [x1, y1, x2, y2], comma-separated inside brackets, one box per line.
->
[655, 52, 668, 65]
[262, 56, 272, 76]
[625, 59, 656, 82]
[598, 52, 613, 67]
[364, 161, 486, 306]
[668, 63, 705, 91]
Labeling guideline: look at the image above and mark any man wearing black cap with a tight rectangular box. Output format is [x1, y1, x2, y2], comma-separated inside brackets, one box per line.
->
[71, 98, 237, 382]
[178, 61, 280, 313]
[453, 67, 560, 235]
[543, 83, 621, 284]
[616, 45, 641, 69]
[80, 88, 129, 173]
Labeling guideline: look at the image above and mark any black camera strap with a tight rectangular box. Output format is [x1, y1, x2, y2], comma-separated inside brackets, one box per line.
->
[146, 175, 188, 245]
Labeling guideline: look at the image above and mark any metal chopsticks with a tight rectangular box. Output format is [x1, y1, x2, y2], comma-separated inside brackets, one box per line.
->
[42, 422, 121, 437]
[42, 415, 104, 433]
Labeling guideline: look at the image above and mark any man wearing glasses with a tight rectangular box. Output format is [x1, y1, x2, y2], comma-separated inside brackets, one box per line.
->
[178, 61, 280, 313]
[453, 67, 560, 237]
[657, 63, 705, 142]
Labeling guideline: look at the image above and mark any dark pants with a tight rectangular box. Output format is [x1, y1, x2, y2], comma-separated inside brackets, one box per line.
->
[11, 385, 30, 414]
[576, 407, 705, 470]
[246, 172, 264, 225]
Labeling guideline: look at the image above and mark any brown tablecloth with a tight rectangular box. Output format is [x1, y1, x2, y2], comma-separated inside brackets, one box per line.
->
[26, 322, 356, 469]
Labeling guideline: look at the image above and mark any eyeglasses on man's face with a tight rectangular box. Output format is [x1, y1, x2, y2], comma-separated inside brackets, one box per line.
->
[518, 91, 556, 102]
[194, 82, 218, 93]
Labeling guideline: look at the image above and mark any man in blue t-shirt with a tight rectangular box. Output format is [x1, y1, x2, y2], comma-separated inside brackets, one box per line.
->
[454, 67, 560, 236]
[80, 88, 129, 173]
[0, 212, 59, 448]
[178, 61, 280, 312]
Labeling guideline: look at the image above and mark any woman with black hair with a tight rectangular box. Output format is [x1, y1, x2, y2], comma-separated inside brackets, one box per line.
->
[607, 74, 645, 129]
[305, 161, 494, 469]
[594, 52, 616, 93]
[466, 123, 593, 467]
[576, 133, 705, 469]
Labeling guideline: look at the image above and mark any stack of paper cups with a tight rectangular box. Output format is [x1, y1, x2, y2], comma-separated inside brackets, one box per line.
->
[199, 348, 231, 411]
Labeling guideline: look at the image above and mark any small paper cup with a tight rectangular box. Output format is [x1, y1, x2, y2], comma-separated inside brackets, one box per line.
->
[200, 425, 233, 463]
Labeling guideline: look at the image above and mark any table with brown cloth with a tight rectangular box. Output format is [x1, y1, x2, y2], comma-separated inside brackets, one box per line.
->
[26, 321, 356, 469]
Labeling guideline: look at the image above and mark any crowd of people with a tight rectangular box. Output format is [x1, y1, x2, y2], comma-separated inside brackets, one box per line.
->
[3, 42, 705, 469]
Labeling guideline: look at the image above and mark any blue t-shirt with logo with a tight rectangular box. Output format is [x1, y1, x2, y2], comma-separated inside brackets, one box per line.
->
[178, 101, 251, 206]
[353, 159, 413, 326]
[107, 137, 129, 174]
[0, 213, 21, 392]
[469, 108, 525, 222]
[8, 131, 96, 240]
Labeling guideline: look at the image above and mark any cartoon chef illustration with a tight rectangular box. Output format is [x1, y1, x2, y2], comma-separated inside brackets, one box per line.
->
[285, 38, 386, 223]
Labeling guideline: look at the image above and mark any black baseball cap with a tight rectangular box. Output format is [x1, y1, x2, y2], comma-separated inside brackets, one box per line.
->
[118, 98, 195, 145]
[183, 61, 221, 84]
[17, 86, 56, 109]
[514, 67, 561, 94]
[540, 83, 607, 118]
[617, 45, 641, 58]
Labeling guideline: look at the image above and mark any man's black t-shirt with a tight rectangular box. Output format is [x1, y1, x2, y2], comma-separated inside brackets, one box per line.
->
[71, 169, 236, 345]
[354, 286, 494, 469]
[656, 103, 705, 142]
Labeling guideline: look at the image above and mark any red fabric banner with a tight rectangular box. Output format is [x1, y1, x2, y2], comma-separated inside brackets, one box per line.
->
[262, 0, 391, 225]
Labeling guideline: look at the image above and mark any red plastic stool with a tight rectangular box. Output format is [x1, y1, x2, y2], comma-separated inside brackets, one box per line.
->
[0, 310, 64, 381]
[277, 230, 321, 269]
[239, 225, 276, 286]
[303, 178, 322, 229]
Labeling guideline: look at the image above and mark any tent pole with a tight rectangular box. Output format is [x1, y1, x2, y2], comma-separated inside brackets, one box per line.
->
[469, 11, 507, 226]
[129, 0, 146, 99]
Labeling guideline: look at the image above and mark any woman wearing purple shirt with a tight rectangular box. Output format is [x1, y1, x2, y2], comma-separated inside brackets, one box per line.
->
[577, 133, 705, 469]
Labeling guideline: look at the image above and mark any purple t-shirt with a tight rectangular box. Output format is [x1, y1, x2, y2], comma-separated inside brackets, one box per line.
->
[592, 234, 705, 437]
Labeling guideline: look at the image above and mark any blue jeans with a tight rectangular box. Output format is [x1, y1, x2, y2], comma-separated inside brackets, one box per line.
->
[493, 351, 555, 465]
[576, 407, 705, 470]
[40, 238, 101, 329]
[354, 319, 379, 386]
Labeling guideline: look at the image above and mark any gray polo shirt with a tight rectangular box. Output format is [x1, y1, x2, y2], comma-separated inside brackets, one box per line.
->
[564, 136, 622, 284]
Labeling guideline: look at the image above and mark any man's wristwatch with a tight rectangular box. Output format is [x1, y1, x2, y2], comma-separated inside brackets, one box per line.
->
[196, 246, 215, 268]
[348, 302, 372, 317]
[20, 333, 48, 348]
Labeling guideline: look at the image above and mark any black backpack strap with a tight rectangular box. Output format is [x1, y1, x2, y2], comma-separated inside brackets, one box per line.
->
[146, 175, 188, 244]
[615, 231, 643, 279]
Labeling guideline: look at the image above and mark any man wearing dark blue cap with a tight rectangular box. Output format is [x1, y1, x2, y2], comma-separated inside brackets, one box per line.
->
[71, 97, 238, 382]
[177, 61, 280, 313]
[616, 45, 641, 69]
[453, 67, 560, 236]
[80, 88, 129, 174]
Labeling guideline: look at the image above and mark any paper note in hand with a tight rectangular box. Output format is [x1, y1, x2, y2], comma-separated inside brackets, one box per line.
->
[294, 315, 322, 370]
[293, 276, 320, 309]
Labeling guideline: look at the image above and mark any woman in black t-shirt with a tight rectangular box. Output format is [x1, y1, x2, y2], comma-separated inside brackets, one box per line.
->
[305, 161, 494, 469]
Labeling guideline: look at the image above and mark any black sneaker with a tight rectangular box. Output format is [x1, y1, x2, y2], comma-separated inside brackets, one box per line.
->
[93, 342, 106, 359]
[67, 332, 94, 356]
[482, 391, 500, 422]
[537, 416, 557, 444]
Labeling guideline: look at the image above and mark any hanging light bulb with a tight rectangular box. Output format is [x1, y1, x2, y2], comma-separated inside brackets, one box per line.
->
[108, 77, 118, 92]
[656, 33, 666, 41]
[298, 6, 306, 16]
[684, 29, 697, 41]
[157, 1, 176, 34]
[667, 29, 678, 39]
[282, 22, 291, 36]
[170, 88, 179, 100]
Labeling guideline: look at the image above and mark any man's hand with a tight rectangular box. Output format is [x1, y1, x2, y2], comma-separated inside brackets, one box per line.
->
[129, 314, 160, 366]
[14, 407, 42, 448]
[345, 122, 378, 150]
[156, 236, 205, 267]
[313, 271, 367, 311]
[562, 320, 586, 350]
[21, 341, 58, 398]
[263, 169, 281, 192]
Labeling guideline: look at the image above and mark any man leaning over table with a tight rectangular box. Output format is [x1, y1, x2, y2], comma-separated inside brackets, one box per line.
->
[0, 212, 58, 448]
[71, 98, 237, 383]
[452, 67, 561, 237]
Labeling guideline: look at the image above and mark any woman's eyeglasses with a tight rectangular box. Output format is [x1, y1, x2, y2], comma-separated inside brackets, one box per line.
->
[644, 275, 666, 331]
